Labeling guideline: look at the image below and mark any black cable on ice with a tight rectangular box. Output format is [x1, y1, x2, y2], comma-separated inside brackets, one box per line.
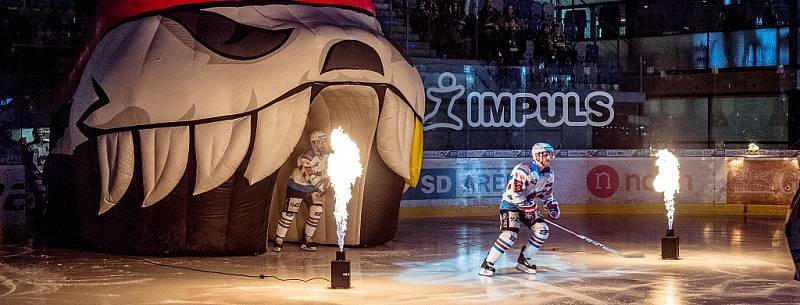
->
[123, 256, 331, 283]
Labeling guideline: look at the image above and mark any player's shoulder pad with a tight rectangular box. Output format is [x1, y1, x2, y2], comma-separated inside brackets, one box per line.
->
[301, 149, 315, 160]
[516, 162, 533, 174]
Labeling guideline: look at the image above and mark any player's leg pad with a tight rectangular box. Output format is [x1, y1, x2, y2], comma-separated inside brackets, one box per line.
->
[519, 222, 549, 269]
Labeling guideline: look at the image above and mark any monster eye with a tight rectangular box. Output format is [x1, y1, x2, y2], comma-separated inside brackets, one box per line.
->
[165, 10, 293, 60]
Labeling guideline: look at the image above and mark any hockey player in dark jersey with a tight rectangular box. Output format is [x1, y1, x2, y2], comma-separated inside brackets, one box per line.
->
[479, 142, 560, 276]
[273, 131, 332, 252]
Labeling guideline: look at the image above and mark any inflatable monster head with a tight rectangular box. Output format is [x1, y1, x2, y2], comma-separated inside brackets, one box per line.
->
[47, 0, 424, 255]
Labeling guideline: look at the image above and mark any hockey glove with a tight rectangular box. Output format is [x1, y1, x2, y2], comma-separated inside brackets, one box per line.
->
[318, 177, 331, 194]
[545, 199, 560, 219]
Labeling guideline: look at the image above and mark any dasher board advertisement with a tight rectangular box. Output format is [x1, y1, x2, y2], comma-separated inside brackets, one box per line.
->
[401, 157, 799, 206]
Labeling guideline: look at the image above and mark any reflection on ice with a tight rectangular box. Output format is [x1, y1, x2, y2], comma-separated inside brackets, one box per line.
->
[651, 276, 684, 305]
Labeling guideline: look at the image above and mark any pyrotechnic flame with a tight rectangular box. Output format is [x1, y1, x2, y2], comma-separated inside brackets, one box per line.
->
[653, 149, 680, 230]
[327, 127, 362, 251]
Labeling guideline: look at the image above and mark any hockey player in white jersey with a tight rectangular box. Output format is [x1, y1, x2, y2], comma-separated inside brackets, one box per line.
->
[273, 131, 332, 252]
[479, 142, 560, 276]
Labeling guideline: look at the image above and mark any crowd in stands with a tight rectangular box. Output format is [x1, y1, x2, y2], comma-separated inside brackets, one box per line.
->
[410, 0, 579, 67]
[409, 0, 470, 58]
[0, 0, 92, 74]
[406, 0, 791, 67]
[630, 0, 789, 36]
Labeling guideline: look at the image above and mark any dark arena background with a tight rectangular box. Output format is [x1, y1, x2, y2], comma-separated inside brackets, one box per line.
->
[1, 0, 800, 303]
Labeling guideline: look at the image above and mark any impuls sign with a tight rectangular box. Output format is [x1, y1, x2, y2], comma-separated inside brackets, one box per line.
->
[422, 72, 615, 131]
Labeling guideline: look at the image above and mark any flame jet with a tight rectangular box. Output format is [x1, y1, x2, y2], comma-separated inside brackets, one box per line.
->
[327, 127, 363, 251]
[653, 149, 680, 230]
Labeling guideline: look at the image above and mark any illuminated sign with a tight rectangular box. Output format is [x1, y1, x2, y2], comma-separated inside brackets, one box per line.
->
[422, 72, 615, 131]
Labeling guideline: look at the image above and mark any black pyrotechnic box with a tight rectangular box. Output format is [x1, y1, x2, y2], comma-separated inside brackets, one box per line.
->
[331, 250, 351, 288]
[661, 229, 679, 259]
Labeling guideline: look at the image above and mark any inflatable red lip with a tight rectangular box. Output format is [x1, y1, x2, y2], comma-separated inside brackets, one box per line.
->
[96, 0, 375, 26]
[46, 0, 424, 255]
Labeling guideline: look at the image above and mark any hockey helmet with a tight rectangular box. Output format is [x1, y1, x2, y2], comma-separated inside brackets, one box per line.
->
[310, 131, 328, 143]
[310, 130, 331, 154]
[531, 142, 555, 157]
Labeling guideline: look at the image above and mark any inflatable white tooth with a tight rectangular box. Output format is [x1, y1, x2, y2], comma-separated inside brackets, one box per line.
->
[193, 117, 252, 195]
[139, 127, 189, 207]
[244, 88, 311, 185]
[96, 132, 134, 214]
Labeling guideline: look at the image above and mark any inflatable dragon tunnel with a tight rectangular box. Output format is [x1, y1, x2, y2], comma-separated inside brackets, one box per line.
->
[45, 0, 424, 255]
[788, 182, 800, 280]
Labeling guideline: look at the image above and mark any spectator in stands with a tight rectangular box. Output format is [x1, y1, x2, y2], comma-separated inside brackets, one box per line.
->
[37, 4, 65, 45]
[498, 4, 524, 66]
[513, 0, 534, 39]
[718, 1, 745, 67]
[4, 0, 22, 9]
[552, 23, 576, 65]
[584, 41, 599, 65]
[0, 129, 21, 164]
[411, 0, 436, 41]
[43, 4, 63, 30]
[61, 3, 75, 26]
[11, 4, 34, 44]
[436, 19, 468, 59]
[746, 0, 776, 27]
[0, 0, 90, 74]
[432, 0, 467, 53]
[534, 21, 554, 65]
[440, 0, 464, 23]
[742, 27, 760, 66]
[65, 3, 88, 48]
[0, 8, 11, 71]
[478, 0, 500, 63]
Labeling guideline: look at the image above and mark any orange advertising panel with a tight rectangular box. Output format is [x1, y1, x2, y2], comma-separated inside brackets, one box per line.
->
[726, 159, 800, 205]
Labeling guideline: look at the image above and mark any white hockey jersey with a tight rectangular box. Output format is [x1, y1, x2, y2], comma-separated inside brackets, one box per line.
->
[289, 149, 329, 193]
[499, 161, 555, 211]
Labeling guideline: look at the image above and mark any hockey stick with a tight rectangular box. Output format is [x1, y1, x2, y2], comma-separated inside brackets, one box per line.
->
[541, 218, 645, 258]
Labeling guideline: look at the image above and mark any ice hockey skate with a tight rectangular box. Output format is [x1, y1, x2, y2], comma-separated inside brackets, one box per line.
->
[516, 251, 537, 274]
[479, 260, 496, 277]
[300, 236, 318, 251]
[272, 240, 283, 252]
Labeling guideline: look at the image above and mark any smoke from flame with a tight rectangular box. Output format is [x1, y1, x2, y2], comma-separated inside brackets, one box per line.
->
[653, 149, 680, 230]
[327, 127, 363, 251]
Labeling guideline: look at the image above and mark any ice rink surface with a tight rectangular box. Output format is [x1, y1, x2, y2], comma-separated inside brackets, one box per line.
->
[1, 212, 798, 304]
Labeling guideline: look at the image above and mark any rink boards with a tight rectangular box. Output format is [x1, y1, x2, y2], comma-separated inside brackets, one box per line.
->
[401, 149, 800, 208]
[0, 165, 25, 210]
